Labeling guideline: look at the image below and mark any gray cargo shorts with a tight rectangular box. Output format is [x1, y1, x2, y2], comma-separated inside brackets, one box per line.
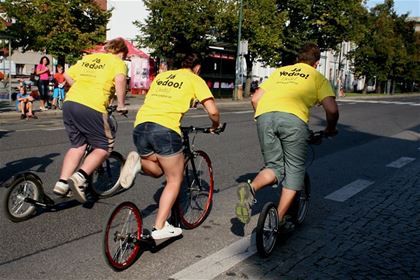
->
[256, 111, 309, 191]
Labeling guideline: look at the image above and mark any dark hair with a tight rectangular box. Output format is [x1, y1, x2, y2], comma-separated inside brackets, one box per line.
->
[181, 52, 202, 70]
[56, 64, 64, 72]
[104, 37, 129, 59]
[297, 43, 321, 65]
[39, 56, 50, 66]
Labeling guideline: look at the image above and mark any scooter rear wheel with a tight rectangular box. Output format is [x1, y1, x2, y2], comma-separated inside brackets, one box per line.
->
[91, 151, 124, 198]
[256, 202, 279, 258]
[287, 173, 311, 225]
[3, 176, 43, 222]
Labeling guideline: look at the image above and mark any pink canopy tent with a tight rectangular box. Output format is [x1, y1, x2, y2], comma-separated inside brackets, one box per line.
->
[84, 38, 149, 59]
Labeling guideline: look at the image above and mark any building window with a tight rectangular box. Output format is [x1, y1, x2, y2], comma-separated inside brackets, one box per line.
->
[16, 64, 24, 75]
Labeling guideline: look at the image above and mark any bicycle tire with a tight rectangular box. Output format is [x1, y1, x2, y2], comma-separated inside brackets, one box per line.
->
[3, 175, 43, 222]
[102, 201, 143, 271]
[177, 150, 214, 229]
[91, 151, 124, 198]
[287, 173, 311, 225]
[109, 114, 118, 134]
[256, 202, 279, 258]
[57, 97, 63, 110]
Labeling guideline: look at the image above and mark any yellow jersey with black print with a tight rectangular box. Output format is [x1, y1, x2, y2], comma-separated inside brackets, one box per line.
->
[256, 63, 334, 123]
[134, 68, 214, 135]
[65, 53, 127, 113]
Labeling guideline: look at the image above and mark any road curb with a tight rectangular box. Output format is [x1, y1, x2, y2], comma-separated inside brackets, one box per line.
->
[0, 97, 252, 121]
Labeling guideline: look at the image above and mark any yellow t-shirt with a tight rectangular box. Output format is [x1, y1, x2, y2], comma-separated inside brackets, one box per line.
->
[134, 69, 214, 135]
[255, 63, 335, 123]
[65, 53, 127, 113]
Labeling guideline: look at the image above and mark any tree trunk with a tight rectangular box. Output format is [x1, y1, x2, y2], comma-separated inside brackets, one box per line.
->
[376, 81, 383, 94]
[362, 83, 367, 93]
[58, 54, 65, 68]
[244, 56, 253, 97]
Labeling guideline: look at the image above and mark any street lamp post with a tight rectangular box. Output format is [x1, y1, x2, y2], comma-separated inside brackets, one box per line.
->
[233, 0, 243, 100]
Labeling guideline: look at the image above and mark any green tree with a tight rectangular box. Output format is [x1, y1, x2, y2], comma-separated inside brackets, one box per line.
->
[275, 0, 367, 65]
[136, 0, 286, 96]
[233, 0, 286, 95]
[214, 0, 365, 95]
[350, 0, 419, 93]
[392, 15, 420, 92]
[136, 0, 367, 96]
[1, 0, 111, 65]
[135, 0, 230, 66]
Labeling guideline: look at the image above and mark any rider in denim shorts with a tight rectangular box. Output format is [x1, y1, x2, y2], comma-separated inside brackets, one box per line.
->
[119, 52, 221, 240]
[133, 122, 183, 157]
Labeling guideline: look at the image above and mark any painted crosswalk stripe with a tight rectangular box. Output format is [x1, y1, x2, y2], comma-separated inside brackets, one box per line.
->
[45, 127, 65, 131]
[325, 179, 374, 202]
[232, 110, 254, 114]
[171, 234, 256, 280]
[339, 99, 419, 106]
[386, 157, 416, 168]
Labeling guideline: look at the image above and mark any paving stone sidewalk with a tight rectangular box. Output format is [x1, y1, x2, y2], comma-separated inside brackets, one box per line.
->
[215, 160, 420, 280]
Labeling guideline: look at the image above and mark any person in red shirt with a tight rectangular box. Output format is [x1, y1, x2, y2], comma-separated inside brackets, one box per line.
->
[51, 65, 66, 109]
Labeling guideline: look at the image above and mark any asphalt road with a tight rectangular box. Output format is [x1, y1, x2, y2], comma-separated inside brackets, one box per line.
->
[0, 96, 419, 280]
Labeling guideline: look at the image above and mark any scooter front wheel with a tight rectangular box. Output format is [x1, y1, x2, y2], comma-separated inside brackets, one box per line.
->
[256, 202, 279, 258]
[3, 175, 43, 222]
[103, 201, 143, 271]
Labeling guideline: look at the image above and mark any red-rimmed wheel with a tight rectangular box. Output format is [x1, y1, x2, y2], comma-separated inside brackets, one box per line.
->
[177, 150, 214, 229]
[102, 201, 142, 271]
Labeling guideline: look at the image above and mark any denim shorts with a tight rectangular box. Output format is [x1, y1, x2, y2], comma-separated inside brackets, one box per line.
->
[256, 112, 309, 191]
[133, 122, 183, 157]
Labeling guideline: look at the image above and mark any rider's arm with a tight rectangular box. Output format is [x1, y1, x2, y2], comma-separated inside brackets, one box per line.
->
[201, 98, 220, 130]
[321, 96, 339, 136]
[63, 73, 74, 87]
[114, 73, 127, 110]
[251, 88, 265, 112]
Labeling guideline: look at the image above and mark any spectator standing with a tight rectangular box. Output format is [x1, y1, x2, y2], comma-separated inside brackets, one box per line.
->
[36, 56, 51, 111]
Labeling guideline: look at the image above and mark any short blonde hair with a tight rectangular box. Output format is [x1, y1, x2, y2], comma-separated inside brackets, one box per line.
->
[104, 38, 128, 59]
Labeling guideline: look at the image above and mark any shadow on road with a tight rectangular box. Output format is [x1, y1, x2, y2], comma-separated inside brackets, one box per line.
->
[0, 153, 60, 186]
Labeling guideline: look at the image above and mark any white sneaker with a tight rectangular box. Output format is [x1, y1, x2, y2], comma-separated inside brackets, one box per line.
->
[151, 221, 182, 240]
[119, 151, 141, 189]
[68, 172, 88, 203]
[53, 181, 69, 196]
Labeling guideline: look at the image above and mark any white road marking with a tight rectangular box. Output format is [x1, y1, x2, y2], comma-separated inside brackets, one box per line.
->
[390, 130, 420, 141]
[171, 234, 257, 280]
[386, 157, 416, 168]
[339, 99, 419, 106]
[189, 110, 253, 118]
[232, 110, 254, 114]
[45, 127, 65, 131]
[325, 179, 374, 202]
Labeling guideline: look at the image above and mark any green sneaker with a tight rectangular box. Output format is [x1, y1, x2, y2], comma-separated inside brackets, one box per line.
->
[235, 181, 256, 224]
[280, 215, 295, 231]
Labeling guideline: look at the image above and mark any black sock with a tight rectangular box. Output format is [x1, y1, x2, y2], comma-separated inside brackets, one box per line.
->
[77, 169, 88, 179]
[59, 179, 68, 184]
